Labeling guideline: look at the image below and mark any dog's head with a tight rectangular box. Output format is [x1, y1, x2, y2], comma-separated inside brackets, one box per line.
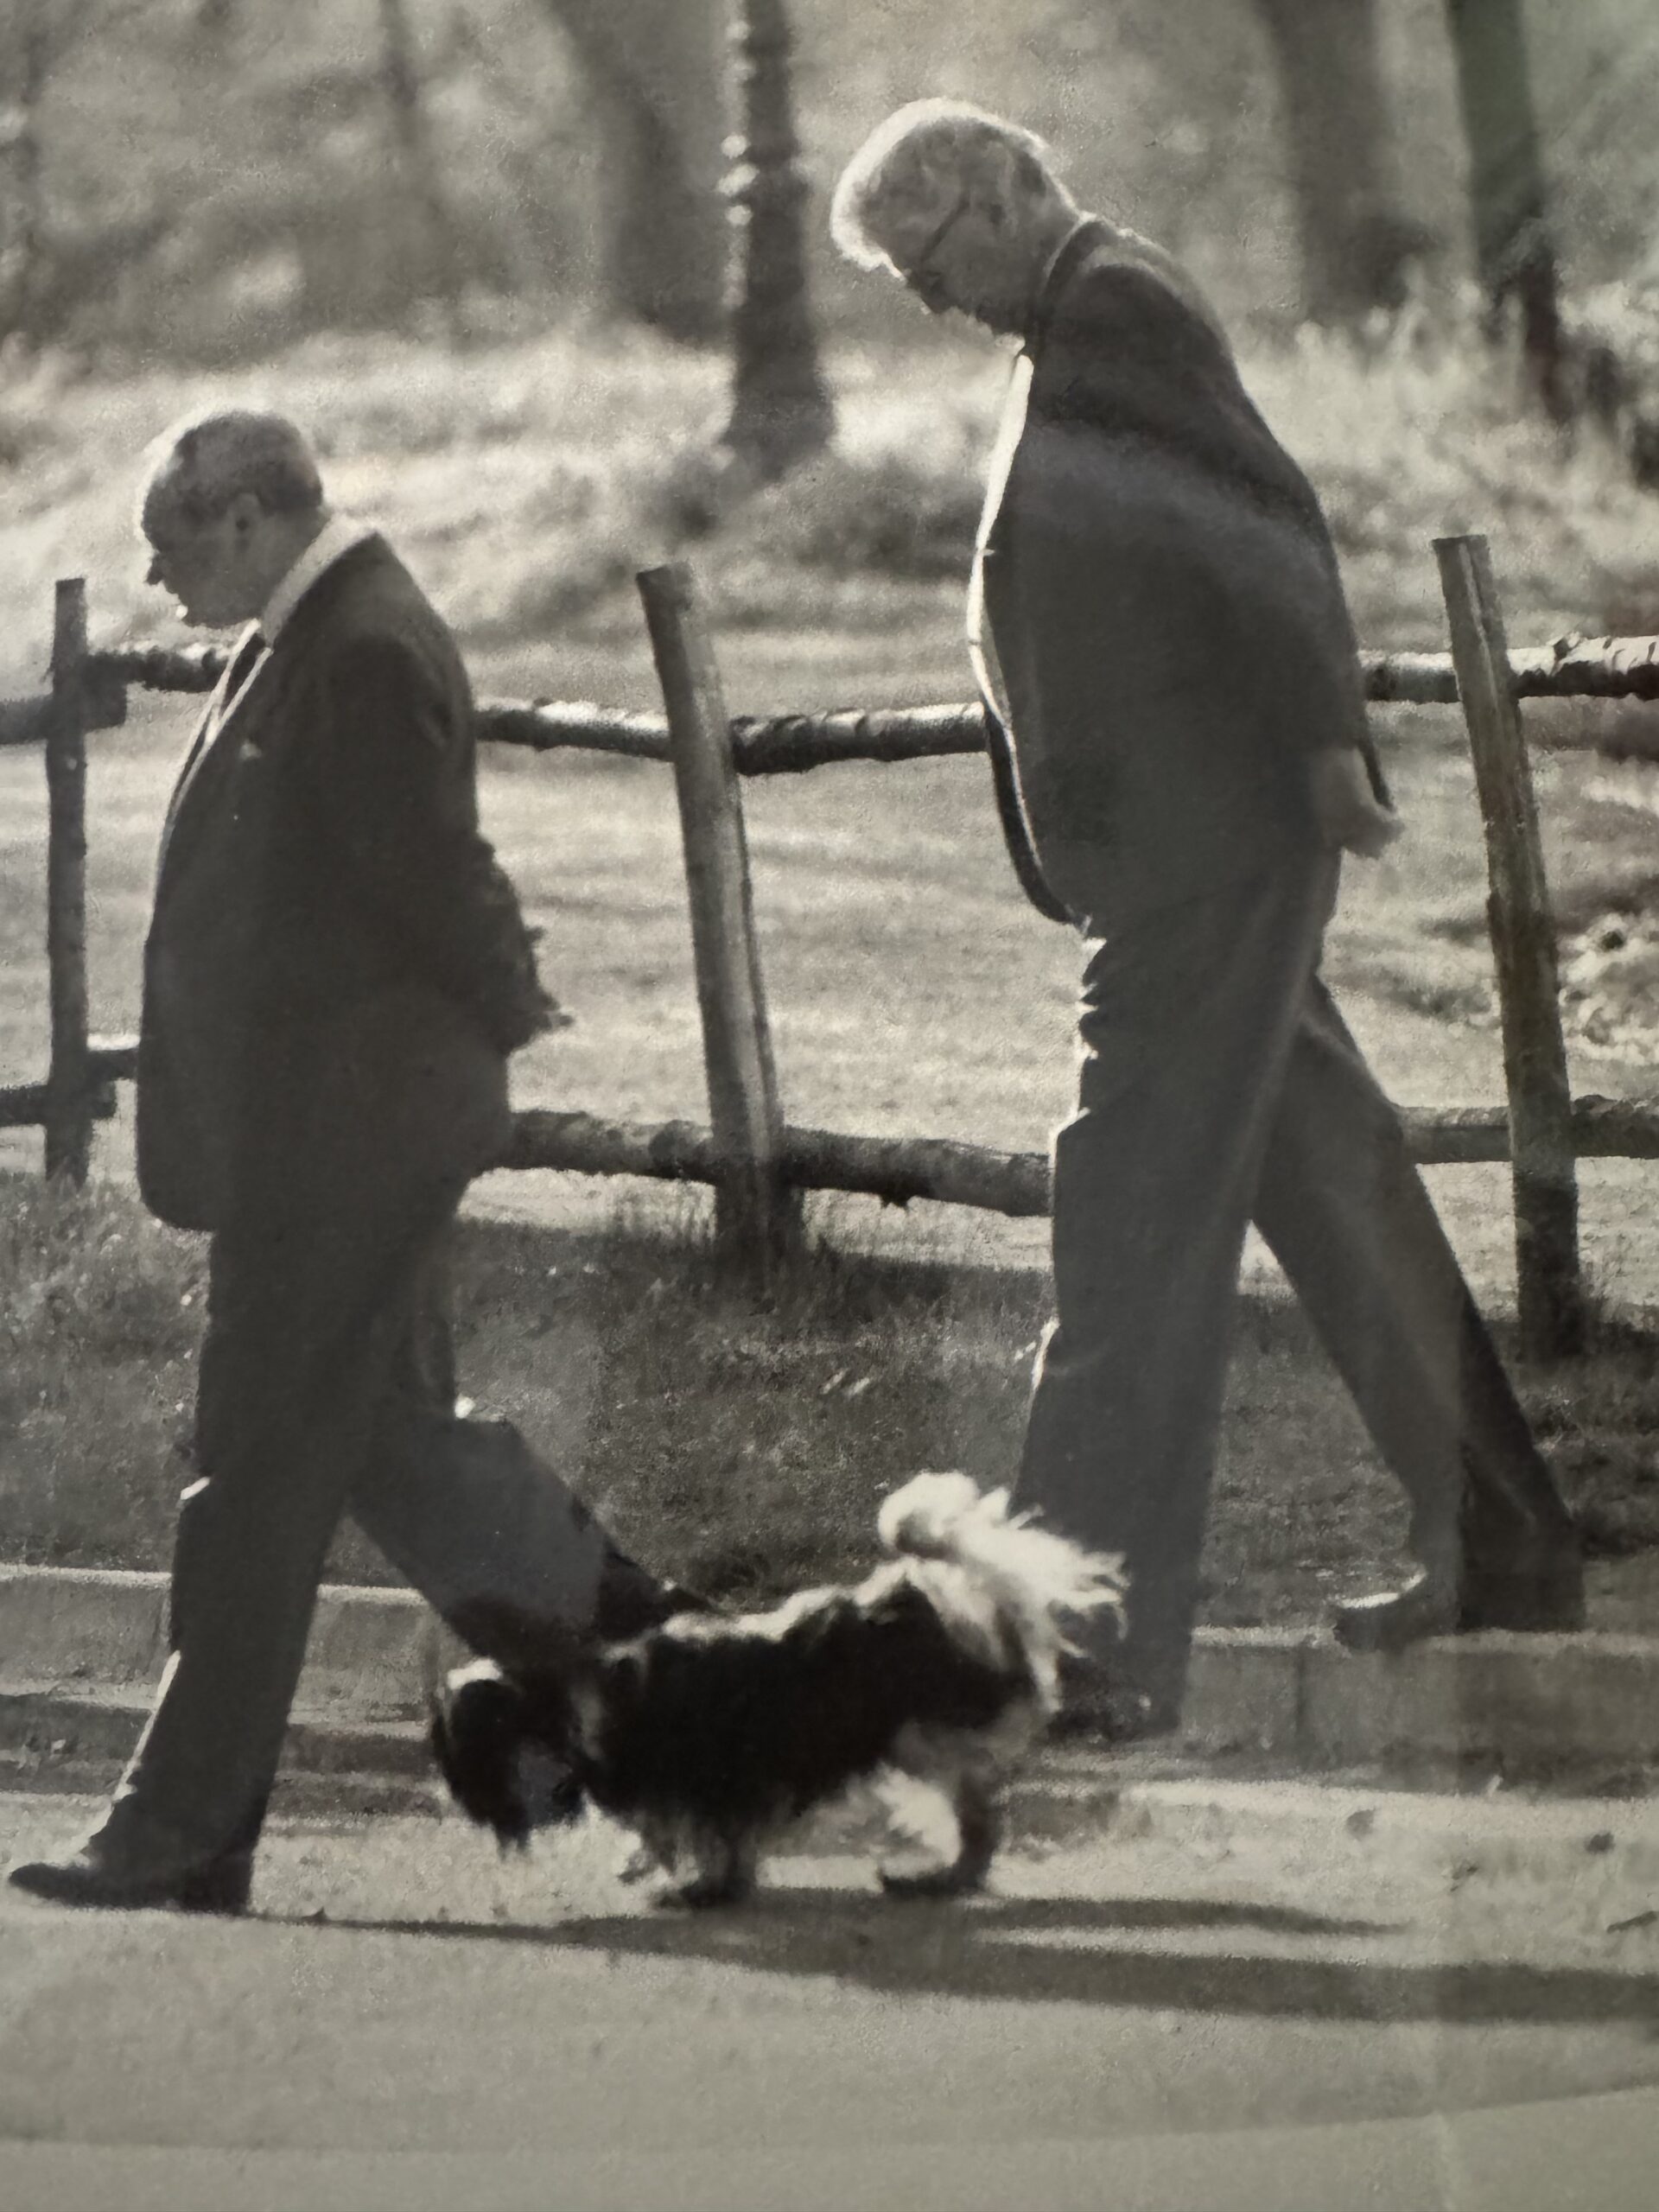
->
[429, 1660, 586, 1851]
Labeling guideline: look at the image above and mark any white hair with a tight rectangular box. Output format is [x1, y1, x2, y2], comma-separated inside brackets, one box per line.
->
[830, 99, 1066, 270]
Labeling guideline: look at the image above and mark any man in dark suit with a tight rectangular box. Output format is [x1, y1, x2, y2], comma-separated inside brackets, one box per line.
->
[832, 103, 1583, 1737]
[10, 410, 691, 1911]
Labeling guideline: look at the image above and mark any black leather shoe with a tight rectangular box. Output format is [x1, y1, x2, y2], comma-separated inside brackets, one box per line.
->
[1332, 1563, 1586, 1654]
[7, 1847, 251, 1916]
[1460, 1563, 1586, 1634]
[1331, 1570, 1458, 1652]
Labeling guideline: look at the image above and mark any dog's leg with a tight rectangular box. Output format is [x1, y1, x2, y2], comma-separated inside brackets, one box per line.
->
[617, 1819, 678, 1887]
[661, 1829, 759, 1910]
[948, 1770, 1002, 1891]
[880, 1770, 1001, 1899]
[615, 1839, 664, 1886]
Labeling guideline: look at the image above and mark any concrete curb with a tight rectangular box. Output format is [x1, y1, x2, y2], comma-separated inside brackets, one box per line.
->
[0, 1566, 437, 1722]
[1013, 1751, 1659, 1875]
[8, 1698, 1657, 1879]
[4, 1563, 1659, 1796]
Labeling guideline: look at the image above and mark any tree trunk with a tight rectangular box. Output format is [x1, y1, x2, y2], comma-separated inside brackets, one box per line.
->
[718, 0, 833, 481]
[375, 0, 464, 326]
[1250, 0, 1428, 325]
[0, 4, 50, 346]
[542, 0, 726, 341]
[1441, 0, 1570, 422]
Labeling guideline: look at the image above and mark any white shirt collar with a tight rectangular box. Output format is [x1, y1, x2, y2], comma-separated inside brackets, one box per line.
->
[261, 513, 375, 639]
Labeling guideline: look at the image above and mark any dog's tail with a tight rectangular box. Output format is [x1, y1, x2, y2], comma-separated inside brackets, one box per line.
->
[877, 1471, 1128, 1664]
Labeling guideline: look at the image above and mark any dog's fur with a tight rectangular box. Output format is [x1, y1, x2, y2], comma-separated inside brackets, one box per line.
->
[429, 1471, 1126, 1907]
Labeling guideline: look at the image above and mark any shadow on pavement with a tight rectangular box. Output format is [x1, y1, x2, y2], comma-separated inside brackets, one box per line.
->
[288, 1889, 1659, 2032]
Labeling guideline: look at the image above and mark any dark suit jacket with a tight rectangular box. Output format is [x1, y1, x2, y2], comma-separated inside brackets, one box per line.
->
[978, 219, 1387, 931]
[137, 535, 554, 1233]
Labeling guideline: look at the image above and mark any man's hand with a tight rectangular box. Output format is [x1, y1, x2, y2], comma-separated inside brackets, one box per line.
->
[1310, 746, 1402, 860]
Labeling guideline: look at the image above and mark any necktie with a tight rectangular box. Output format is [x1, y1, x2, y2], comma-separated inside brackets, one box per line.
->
[222, 626, 266, 707]
[210, 626, 270, 747]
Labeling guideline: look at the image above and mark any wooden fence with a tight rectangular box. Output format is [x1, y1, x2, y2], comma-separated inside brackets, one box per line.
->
[5, 539, 1659, 1349]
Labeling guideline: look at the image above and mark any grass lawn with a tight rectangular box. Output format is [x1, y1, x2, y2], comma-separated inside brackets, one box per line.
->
[5, 685, 1659, 1293]
[3, 1174, 1656, 1637]
[3, 322, 1659, 1614]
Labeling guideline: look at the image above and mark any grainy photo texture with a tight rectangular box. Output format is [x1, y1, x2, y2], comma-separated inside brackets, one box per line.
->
[3, 5, 1659, 2209]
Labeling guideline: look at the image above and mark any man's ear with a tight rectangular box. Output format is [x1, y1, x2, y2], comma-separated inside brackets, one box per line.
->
[226, 489, 264, 541]
[957, 177, 1009, 238]
[979, 143, 1036, 234]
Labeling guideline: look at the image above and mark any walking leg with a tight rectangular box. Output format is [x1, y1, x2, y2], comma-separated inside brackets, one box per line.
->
[347, 1243, 696, 1682]
[1251, 978, 1581, 1643]
[1016, 859, 1338, 1724]
[85, 1177, 467, 1882]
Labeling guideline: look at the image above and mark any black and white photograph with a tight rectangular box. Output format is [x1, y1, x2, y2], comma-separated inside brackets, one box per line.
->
[2, 3, 1658, 2207]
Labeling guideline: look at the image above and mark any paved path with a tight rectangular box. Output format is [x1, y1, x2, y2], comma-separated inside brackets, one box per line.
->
[3, 1792, 1659, 2209]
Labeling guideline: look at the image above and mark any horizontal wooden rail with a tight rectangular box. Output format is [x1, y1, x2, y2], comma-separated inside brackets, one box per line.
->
[0, 1039, 137, 1131]
[0, 1078, 118, 1130]
[478, 699, 671, 762]
[0, 695, 55, 747]
[9, 1051, 1659, 1205]
[82, 635, 1659, 775]
[499, 1111, 1056, 1211]
[1359, 634, 1659, 705]
[473, 700, 993, 774]
[503, 1093, 1659, 1215]
[93, 643, 224, 694]
[1, 664, 125, 748]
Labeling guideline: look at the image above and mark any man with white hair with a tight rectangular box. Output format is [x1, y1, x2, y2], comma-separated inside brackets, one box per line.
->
[9, 410, 699, 1911]
[833, 103, 1583, 1738]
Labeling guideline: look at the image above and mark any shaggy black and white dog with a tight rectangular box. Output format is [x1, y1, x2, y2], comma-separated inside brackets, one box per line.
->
[430, 1472, 1126, 1907]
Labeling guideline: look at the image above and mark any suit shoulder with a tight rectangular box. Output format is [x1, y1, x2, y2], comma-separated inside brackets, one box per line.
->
[319, 542, 454, 650]
[1050, 255, 1230, 370]
[315, 546, 467, 690]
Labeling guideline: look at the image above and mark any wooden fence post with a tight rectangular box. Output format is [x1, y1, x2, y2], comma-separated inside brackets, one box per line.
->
[637, 561, 802, 1273]
[1435, 533, 1584, 1358]
[43, 577, 93, 1188]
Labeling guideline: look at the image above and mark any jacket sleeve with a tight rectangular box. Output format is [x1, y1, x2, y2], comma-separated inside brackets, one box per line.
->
[301, 628, 563, 1055]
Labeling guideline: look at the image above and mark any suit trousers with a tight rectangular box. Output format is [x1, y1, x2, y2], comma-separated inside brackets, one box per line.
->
[90, 1153, 642, 1878]
[1017, 853, 1578, 1719]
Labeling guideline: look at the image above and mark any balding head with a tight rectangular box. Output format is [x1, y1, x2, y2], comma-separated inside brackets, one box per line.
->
[831, 101, 1077, 334]
[139, 409, 324, 540]
[138, 409, 331, 629]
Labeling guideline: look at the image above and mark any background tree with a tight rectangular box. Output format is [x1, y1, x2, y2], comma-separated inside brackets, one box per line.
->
[375, 0, 465, 331]
[0, 0, 165, 351]
[1249, 0, 1435, 325]
[0, 3, 50, 347]
[718, 0, 833, 483]
[540, 0, 727, 340]
[1442, 0, 1569, 420]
